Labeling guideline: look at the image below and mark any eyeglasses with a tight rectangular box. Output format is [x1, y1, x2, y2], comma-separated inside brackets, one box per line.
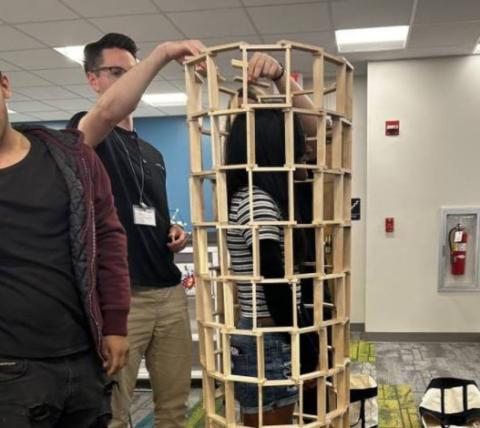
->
[90, 66, 128, 78]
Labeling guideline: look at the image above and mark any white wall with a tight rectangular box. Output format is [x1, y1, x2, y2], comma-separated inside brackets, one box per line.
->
[366, 56, 480, 333]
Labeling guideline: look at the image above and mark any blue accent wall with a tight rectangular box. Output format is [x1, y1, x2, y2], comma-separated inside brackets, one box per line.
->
[34, 115, 211, 231]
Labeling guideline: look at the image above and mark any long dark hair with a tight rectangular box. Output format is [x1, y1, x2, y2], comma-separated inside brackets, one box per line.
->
[225, 109, 307, 264]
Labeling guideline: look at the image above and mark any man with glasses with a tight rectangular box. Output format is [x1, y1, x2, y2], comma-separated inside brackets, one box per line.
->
[0, 69, 130, 427]
[68, 33, 205, 428]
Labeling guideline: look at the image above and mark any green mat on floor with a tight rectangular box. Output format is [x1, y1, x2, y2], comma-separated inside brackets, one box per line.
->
[378, 384, 421, 428]
[350, 340, 376, 363]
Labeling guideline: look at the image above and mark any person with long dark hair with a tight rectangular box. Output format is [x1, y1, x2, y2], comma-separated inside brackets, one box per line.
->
[226, 107, 318, 426]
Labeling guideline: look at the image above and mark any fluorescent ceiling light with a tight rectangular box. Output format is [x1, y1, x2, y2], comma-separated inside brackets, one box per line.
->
[7, 108, 16, 114]
[474, 44, 480, 54]
[142, 92, 187, 107]
[336, 25, 409, 53]
[54, 45, 85, 65]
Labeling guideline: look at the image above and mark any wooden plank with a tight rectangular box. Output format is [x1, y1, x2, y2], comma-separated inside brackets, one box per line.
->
[233, 75, 271, 89]
[291, 107, 323, 116]
[219, 85, 238, 96]
[316, 115, 327, 167]
[231, 58, 245, 69]
[342, 121, 352, 170]
[332, 226, 344, 275]
[244, 43, 287, 51]
[343, 175, 351, 223]
[242, 102, 291, 109]
[185, 64, 202, 118]
[346, 67, 354, 121]
[184, 52, 207, 66]
[284, 226, 294, 278]
[207, 54, 220, 110]
[293, 89, 314, 96]
[206, 41, 247, 54]
[343, 226, 351, 273]
[314, 206, 324, 271]
[313, 53, 324, 110]
[336, 63, 347, 117]
[246, 110, 256, 166]
[209, 108, 247, 117]
[285, 46, 292, 105]
[278, 39, 323, 54]
[324, 83, 337, 95]
[188, 121, 203, 173]
[324, 52, 345, 66]
[334, 175, 344, 223]
[331, 119, 342, 170]
[313, 278, 324, 326]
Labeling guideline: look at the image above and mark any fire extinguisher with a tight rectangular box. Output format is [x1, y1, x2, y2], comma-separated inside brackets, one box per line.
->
[448, 223, 467, 275]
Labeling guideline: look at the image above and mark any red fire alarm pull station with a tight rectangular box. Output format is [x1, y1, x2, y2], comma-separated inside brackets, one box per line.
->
[385, 120, 400, 136]
[385, 217, 394, 233]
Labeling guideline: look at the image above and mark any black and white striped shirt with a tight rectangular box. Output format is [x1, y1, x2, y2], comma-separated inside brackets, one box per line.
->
[227, 186, 300, 318]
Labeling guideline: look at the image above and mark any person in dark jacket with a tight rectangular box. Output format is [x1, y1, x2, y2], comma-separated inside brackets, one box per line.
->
[0, 70, 130, 428]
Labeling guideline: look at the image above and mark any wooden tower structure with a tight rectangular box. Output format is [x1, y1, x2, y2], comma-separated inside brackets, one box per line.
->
[185, 40, 353, 427]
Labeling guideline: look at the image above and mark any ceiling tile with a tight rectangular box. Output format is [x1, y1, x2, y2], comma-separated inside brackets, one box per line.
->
[344, 44, 473, 62]
[1, 48, 78, 70]
[0, 25, 44, 50]
[15, 85, 79, 100]
[16, 20, 103, 46]
[249, 3, 331, 34]
[415, 0, 480, 25]
[134, 104, 165, 116]
[62, 0, 158, 17]
[161, 105, 188, 116]
[32, 111, 72, 121]
[64, 83, 95, 98]
[6, 70, 52, 87]
[409, 22, 480, 49]
[203, 35, 262, 47]
[167, 79, 187, 91]
[9, 100, 59, 112]
[135, 42, 157, 59]
[243, 0, 326, 5]
[44, 98, 94, 111]
[156, 61, 187, 80]
[263, 31, 337, 52]
[0, 59, 19, 72]
[146, 81, 183, 93]
[0, 0, 78, 23]
[167, 9, 256, 38]
[33, 68, 87, 85]
[153, 0, 241, 12]
[9, 92, 32, 102]
[10, 113, 41, 123]
[331, 0, 413, 29]
[90, 15, 184, 43]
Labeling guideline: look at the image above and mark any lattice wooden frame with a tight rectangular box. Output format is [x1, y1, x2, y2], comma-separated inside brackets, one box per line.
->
[185, 40, 353, 428]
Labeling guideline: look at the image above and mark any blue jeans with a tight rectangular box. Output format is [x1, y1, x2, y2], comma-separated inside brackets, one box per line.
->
[0, 351, 112, 427]
[231, 318, 298, 414]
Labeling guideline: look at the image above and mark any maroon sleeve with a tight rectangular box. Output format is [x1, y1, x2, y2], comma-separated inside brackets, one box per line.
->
[86, 144, 131, 336]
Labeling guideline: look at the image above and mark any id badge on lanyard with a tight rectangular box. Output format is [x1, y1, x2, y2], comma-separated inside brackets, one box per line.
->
[133, 203, 156, 227]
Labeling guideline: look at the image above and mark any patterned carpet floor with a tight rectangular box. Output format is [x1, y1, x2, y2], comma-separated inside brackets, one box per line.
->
[131, 340, 480, 427]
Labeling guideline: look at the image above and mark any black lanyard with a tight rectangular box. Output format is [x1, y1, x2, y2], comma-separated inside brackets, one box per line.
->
[113, 129, 146, 207]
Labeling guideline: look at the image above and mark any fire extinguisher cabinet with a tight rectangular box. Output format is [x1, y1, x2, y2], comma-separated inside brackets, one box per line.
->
[438, 207, 480, 292]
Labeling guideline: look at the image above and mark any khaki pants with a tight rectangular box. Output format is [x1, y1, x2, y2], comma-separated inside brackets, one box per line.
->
[109, 284, 192, 428]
